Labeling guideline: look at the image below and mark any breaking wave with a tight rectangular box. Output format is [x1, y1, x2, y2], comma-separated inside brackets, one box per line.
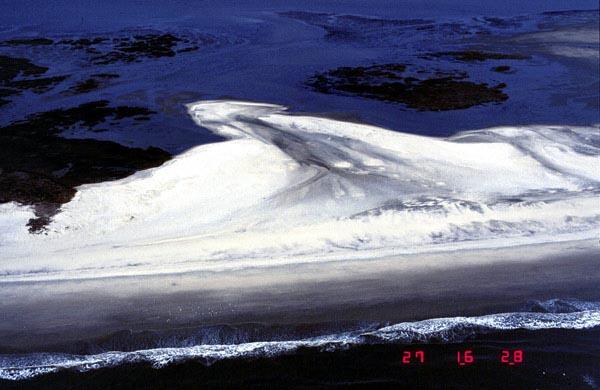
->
[1, 299, 599, 381]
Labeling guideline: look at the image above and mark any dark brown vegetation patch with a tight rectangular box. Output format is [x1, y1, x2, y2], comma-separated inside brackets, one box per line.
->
[428, 50, 530, 62]
[2, 32, 205, 73]
[492, 65, 512, 73]
[1, 38, 54, 46]
[0, 55, 67, 106]
[68, 78, 101, 94]
[59, 37, 108, 47]
[54, 33, 204, 64]
[90, 34, 199, 64]
[0, 101, 171, 232]
[66, 73, 120, 95]
[308, 63, 508, 111]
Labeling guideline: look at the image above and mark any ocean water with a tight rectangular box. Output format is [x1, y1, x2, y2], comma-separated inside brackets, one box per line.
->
[1, 299, 599, 388]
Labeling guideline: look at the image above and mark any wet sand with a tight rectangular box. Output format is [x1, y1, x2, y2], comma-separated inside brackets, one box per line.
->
[1, 239, 598, 352]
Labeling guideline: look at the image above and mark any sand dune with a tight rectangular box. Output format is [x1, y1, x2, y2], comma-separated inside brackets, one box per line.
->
[0, 101, 598, 281]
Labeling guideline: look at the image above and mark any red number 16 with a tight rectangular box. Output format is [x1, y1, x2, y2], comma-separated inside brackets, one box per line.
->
[457, 350, 474, 366]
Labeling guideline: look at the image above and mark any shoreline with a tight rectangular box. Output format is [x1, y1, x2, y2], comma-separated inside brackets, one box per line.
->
[1, 238, 598, 352]
[2, 329, 600, 388]
[1, 230, 597, 283]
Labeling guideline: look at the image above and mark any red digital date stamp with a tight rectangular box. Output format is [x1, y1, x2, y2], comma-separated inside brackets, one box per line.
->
[400, 349, 525, 366]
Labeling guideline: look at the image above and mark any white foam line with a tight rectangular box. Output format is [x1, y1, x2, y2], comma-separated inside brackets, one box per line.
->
[1, 306, 599, 381]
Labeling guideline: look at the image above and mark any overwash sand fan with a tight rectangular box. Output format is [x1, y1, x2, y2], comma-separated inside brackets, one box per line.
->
[0, 1, 599, 389]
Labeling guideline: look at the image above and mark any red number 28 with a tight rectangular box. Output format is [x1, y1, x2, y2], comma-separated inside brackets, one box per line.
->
[501, 350, 524, 365]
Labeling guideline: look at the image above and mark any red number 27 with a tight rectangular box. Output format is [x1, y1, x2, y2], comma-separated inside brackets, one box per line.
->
[402, 350, 425, 364]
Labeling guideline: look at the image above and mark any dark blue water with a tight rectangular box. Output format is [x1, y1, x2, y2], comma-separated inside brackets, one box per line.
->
[1, 0, 598, 151]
